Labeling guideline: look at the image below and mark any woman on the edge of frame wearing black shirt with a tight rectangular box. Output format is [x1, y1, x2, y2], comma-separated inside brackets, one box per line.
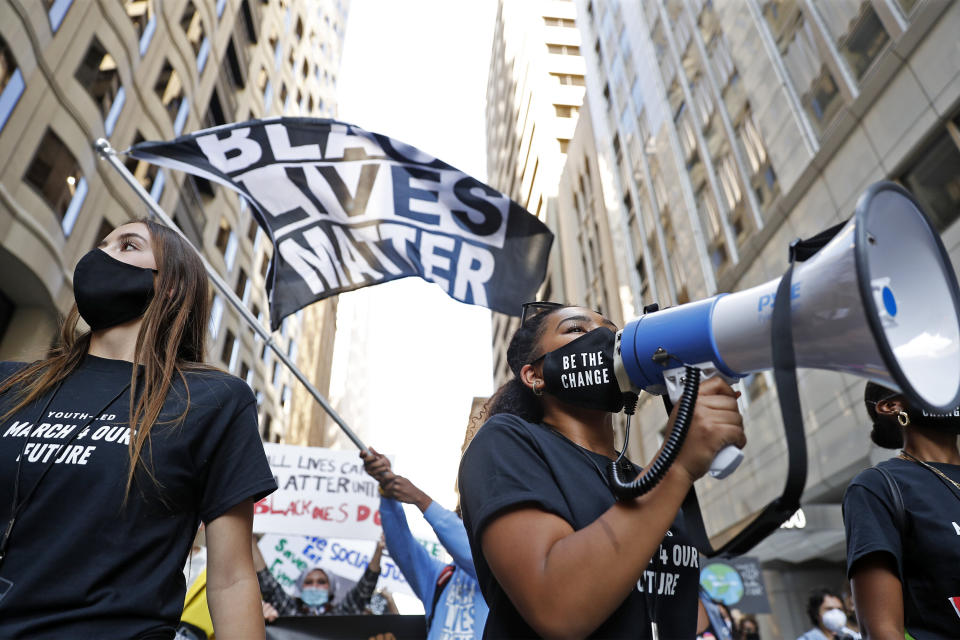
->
[843, 382, 960, 639]
[0, 219, 277, 639]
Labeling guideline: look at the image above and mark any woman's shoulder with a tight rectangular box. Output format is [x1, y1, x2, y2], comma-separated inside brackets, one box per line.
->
[177, 365, 257, 408]
[468, 413, 542, 448]
[845, 458, 915, 506]
[0, 361, 29, 381]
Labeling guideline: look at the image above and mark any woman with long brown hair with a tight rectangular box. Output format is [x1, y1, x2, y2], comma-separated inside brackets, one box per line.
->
[0, 219, 277, 639]
[458, 303, 745, 638]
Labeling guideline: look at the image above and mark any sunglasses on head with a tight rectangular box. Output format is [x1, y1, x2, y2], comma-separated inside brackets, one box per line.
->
[520, 301, 565, 326]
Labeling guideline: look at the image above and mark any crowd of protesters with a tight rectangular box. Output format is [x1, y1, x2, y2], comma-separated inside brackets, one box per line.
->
[1, 221, 957, 638]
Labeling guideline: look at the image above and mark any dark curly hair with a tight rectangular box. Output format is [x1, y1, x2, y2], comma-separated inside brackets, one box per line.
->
[864, 382, 904, 448]
[806, 587, 841, 627]
[485, 305, 570, 423]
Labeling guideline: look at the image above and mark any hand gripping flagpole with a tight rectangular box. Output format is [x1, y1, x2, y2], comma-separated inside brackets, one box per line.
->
[94, 138, 368, 452]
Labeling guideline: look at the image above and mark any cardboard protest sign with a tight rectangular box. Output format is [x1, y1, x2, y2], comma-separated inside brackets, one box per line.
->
[254, 443, 383, 539]
[258, 532, 449, 599]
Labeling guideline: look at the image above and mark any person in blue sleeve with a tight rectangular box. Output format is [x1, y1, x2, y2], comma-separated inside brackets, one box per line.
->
[362, 448, 488, 640]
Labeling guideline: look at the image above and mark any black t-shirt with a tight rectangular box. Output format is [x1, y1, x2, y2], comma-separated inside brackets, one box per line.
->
[0, 356, 278, 639]
[843, 457, 960, 639]
[458, 413, 701, 639]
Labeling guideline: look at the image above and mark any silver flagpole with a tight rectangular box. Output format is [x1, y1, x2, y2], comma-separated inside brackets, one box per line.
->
[94, 138, 368, 452]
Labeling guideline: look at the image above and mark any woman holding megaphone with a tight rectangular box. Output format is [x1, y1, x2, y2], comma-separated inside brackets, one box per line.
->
[843, 382, 960, 639]
[458, 303, 746, 639]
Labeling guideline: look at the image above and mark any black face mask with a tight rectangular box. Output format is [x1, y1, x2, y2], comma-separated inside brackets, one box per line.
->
[912, 407, 960, 434]
[541, 327, 625, 413]
[73, 249, 157, 330]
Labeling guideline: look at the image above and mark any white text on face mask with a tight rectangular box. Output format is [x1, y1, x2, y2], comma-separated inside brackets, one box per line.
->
[561, 368, 611, 389]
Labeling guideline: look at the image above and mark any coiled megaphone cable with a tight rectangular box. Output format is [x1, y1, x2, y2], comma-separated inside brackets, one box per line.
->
[608, 365, 701, 499]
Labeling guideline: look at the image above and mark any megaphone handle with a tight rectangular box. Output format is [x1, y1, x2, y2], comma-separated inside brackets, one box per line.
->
[664, 364, 744, 480]
[709, 445, 743, 479]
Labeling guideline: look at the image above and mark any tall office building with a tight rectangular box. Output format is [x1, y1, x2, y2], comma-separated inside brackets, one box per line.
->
[486, 0, 586, 387]
[0, 0, 349, 446]
[563, 0, 960, 634]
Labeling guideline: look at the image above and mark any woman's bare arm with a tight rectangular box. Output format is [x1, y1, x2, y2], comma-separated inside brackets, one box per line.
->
[206, 501, 265, 639]
[480, 379, 745, 639]
[850, 553, 904, 640]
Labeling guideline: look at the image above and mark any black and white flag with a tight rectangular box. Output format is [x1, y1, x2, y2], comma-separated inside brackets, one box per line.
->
[130, 118, 553, 329]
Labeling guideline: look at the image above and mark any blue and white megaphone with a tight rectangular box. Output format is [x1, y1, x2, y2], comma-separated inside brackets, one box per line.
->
[614, 182, 960, 480]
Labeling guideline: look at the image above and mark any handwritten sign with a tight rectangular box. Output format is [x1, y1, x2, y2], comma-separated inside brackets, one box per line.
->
[255, 443, 384, 539]
[259, 533, 423, 597]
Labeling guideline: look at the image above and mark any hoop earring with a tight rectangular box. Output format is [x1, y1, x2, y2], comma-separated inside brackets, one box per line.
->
[898, 411, 910, 427]
[532, 380, 544, 396]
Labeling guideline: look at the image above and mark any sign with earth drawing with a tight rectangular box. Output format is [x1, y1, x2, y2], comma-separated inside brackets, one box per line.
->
[699, 557, 771, 613]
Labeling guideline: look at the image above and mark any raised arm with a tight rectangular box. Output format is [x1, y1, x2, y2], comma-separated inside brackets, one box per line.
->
[331, 537, 384, 615]
[469, 379, 744, 639]
[361, 449, 445, 602]
[250, 536, 301, 616]
[205, 501, 266, 639]
[423, 501, 476, 581]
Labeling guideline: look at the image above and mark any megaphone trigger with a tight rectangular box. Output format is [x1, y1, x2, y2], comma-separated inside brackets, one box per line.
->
[662, 364, 745, 479]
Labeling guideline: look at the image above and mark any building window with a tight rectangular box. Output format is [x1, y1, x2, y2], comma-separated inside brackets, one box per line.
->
[45, 0, 73, 32]
[893, 0, 918, 15]
[220, 329, 237, 368]
[216, 217, 238, 271]
[180, 2, 210, 72]
[900, 124, 960, 232]
[260, 252, 270, 278]
[236, 268, 251, 304]
[225, 40, 246, 88]
[764, 3, 842, 136]
[123, 132, 159, 194]
[737, 110, 779, 212]
[558, 138, 570, 154]
[209, 294, 224, 339]
[206, 89, 227, 127]
[154, 60, 188, 134]
[24, 129, 87, 235]
[124, 0, 156, 55]
[547, 44, 580, 55]
[550, 72, 585, 86]
[812, 0, 889, 81]
[76, 38, 125, 136]
[554, 105, 578, 118]
[543, 17, 576, 28]
[0, 35, 25, 133]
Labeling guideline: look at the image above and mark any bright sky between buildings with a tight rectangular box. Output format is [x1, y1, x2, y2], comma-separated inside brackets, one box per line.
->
[334, 0, 498, 612]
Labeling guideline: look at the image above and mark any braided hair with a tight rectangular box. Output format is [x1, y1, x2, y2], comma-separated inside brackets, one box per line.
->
[485, 306, 569, 423]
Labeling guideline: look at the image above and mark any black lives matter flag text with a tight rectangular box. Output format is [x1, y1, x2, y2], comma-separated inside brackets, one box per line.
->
[129, 118, 554, 329]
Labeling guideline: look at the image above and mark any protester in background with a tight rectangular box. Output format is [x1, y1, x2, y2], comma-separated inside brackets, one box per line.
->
[698, 588, 734, 640]
[253, 535, 385, 618]
[362, 449, 488, 639]
[738, 615, 760, 640]
[839, 591, 859, 637]
[797, 588, 861, 640]
[0, 220, 276, 639]
[365, 589, 400, 615]
[458, 303, 746, 638]
[843, 382, 960, 638]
